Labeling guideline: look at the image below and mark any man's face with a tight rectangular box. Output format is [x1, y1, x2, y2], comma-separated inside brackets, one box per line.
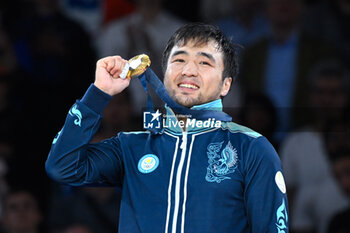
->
[163, 39, 232, 108]
[310, 76, 348, 120]
[1, 192, 42, 232]
[267, 0, 301, 29]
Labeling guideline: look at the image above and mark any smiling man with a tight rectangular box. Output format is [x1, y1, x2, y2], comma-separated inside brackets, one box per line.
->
[46, 23, 289, 233]
[163, 40, 231, 108]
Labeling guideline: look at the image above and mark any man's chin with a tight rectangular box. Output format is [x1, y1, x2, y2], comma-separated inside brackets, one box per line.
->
[173, 97, 199, 108]
[177, 101, 195, 108]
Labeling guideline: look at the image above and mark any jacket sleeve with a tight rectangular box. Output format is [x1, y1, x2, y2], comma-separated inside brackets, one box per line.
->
[45, 84, 124, 186]
[244, 136, 289, 233]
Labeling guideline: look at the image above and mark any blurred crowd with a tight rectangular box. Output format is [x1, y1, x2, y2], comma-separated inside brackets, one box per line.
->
[0, 0, 349, 232]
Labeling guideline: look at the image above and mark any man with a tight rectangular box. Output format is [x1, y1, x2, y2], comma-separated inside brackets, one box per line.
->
[48, 186, 121, 233]
[97, 0, 184, 115]
[46, 23, 288, 233]
[280, 60, 349, 215]
[240, 0, 339, 143]
[327, 145, 350, 233]
[0, 189, 42, 233]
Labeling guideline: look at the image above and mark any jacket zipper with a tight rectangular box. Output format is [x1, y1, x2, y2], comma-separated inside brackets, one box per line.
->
[171, 132, 188, 233]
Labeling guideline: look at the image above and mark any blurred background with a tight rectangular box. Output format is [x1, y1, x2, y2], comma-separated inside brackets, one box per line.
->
[0, 0, 349, 232]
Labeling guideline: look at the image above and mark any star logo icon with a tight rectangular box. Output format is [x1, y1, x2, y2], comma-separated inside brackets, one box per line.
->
[150, 109, 162, 122]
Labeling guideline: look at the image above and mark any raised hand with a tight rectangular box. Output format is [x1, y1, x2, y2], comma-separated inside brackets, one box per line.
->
[94, 56, 131, 96]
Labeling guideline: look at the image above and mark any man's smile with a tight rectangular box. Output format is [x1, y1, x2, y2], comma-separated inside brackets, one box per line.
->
[177, 81, 200, 92]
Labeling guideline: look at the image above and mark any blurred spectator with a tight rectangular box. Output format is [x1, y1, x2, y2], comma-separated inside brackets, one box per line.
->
[0, 71, 26, 208]
[0, 21, 21, 143]
[163, 0, 200, 22]
[9, 0, 96, 98]
[327, 145, 350, 233]
[292, 171, 348, 233]
[302, 0, 350, 64]
[59, 0, 104, 38]
[239, 92, 278, 148]
[0, 21, 25, 219]
[0, 1, 34, 33]
[102, 0, 136, 25]
[3, 0, 96, 210]
[292, 118, 350, 233]
[48, 187, 121, 233]
[97, 0, 184, 75]
[61, 224, 93, 233]
[216, 0, 270, 121]
[0, 76, 17, 158]
[0, 25, 17, 76]
[199, 0, 233, 23]
[7, 0, 96, 133]
[280, 60, 349, 212]
[240, 0, 339, 143]
[0, 189, 43, 233]
[0, 155, 8, 218]
[97, 0, 184, 115]
[59, 0, 136, 39]
[216, 0, 270, 48]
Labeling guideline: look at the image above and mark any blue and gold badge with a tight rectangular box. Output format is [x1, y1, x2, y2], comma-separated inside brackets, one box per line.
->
[138, 154, 159, 174]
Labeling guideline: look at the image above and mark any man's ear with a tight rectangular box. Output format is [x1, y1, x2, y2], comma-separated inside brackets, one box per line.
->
[220, 77, 232, 97]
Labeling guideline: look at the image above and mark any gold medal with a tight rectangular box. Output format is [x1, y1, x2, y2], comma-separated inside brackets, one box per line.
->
[119, 54, 151, 79]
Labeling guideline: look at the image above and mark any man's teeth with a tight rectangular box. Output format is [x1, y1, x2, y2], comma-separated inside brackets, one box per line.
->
[179, 83, 199, 89]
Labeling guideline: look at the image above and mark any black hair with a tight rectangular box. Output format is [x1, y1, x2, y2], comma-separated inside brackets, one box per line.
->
[162, 22, 239, 81]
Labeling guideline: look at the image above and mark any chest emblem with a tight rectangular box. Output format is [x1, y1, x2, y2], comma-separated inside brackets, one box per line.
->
[205, 141, 238, 183]
[138, 154, 159, 174]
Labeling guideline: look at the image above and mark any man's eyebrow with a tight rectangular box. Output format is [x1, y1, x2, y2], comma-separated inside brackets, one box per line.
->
[197, 52, 216, 63]
[171, 50, 188, 57]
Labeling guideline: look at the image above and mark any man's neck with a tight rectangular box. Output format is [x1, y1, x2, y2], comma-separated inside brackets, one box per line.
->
[190, 99, 223, 111]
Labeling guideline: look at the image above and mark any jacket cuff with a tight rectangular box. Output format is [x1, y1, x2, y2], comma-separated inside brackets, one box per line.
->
[80, 84, 113, 114]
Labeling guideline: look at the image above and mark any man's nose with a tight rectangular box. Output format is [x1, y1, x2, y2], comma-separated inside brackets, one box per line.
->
[182, 61, 198, 77]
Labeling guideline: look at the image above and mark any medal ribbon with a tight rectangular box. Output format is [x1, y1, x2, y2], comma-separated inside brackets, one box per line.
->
[138, 68, 232, 122]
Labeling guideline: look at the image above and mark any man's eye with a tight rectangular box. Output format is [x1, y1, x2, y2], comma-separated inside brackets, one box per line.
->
[200, 61, 211, 66]
[174, 59, 185, 63]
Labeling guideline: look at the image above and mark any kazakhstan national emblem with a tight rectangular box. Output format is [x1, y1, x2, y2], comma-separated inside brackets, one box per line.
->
[205, 141, 238, 183]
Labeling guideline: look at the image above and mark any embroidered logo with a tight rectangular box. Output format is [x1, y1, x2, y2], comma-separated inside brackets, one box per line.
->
[205, 141, 238, 183]
[69, 104, 82, 127]
[138, 154, 159, 174]
[276, 199, 288, 233]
